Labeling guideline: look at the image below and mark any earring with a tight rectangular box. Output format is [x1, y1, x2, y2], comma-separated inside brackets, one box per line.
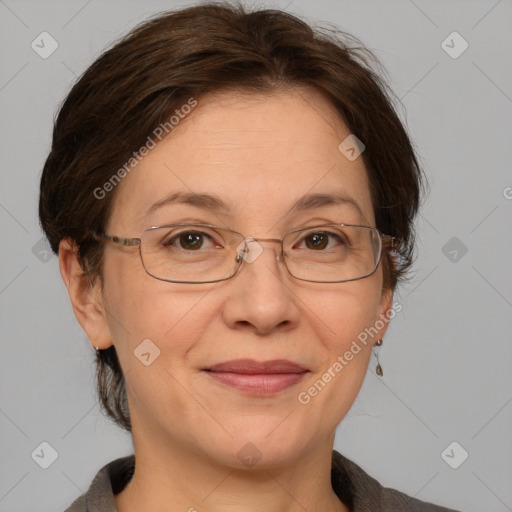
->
[374, 339, 383, 376]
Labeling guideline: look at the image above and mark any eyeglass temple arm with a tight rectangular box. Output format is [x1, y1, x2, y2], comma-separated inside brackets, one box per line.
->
[91, 232, 141, 247]
[382, 235, 400, 250]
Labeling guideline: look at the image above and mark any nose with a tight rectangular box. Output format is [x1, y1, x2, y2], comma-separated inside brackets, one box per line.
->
[222, 238, 300, 335]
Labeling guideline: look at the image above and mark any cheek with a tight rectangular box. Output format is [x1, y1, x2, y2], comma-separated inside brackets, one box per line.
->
[106, 288, 206, 347]
[298, 279, 383, 409]
[307, 276, 384, 347]
[100, 254, 190, 352]
[102, 255, 220, 373]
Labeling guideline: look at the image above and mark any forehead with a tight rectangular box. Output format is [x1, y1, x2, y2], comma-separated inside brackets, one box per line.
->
[108, 87, 374, 233]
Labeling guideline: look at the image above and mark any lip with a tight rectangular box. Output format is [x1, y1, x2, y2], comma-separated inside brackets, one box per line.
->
[205, 359, 308, 374]
[203, 359, 309, 396]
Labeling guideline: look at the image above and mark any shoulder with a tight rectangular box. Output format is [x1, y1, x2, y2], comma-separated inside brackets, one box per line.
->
[63, 493, 86, 512]
[332, 450, 463, 512]
[62, 455, 135, 512]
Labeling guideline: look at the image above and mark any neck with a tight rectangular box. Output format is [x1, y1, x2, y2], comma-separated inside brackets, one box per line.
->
[114, 429, 349, 512]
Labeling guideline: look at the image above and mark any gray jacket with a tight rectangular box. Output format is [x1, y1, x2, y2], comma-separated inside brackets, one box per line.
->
[63, 450, 462, 511]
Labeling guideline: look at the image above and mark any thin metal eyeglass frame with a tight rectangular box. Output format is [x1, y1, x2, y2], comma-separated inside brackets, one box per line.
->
[92, 222, 398, 284]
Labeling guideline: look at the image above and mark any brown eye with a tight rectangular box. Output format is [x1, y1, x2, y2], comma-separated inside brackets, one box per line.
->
[178, 233, 204, 250]
[163, 231, 214, 250]
[304, 233, 329, 250]
[294, 230, 349, 252]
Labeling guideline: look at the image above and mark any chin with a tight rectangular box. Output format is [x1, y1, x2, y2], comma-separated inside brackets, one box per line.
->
[205, 429, 307, 470]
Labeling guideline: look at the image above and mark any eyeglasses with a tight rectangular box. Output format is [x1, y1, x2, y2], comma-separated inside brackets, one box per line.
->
[92, 223, 397, 284]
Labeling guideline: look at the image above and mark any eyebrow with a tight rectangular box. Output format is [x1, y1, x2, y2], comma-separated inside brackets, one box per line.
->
[144, 191, 230, 220]
[143, 191, 368, 224]
[287, 192, 368, 223]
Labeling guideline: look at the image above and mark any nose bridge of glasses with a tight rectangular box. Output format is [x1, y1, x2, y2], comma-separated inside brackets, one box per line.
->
[248, 236, 283, 244]
[235, 236, 284, 265]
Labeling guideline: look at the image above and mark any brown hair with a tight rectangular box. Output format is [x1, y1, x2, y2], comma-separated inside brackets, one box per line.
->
[39, 1, 426, 433]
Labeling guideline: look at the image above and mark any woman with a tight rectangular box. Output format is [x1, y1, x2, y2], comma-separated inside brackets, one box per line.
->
[39, 3, 462, 511]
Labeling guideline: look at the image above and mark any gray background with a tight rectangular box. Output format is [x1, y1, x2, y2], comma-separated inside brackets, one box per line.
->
[1, 0, 511, 511]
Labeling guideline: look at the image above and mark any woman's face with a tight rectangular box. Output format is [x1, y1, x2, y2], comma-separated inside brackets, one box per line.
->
[85, 88, 392, 467]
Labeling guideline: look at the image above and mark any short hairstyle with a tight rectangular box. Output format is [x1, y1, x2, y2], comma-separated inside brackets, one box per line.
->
[39, 2, 426, 433]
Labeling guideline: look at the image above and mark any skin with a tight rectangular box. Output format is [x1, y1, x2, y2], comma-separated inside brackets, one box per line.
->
[60, 86, 393, 512]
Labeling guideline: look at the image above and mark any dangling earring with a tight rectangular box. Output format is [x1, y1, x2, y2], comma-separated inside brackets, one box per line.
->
[373, 339, 383, 376]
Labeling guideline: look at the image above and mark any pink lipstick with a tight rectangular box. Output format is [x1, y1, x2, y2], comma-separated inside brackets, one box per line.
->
[203, 359, 309, 396]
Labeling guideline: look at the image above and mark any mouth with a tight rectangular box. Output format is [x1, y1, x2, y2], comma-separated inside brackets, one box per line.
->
[202, 359, 309, 396]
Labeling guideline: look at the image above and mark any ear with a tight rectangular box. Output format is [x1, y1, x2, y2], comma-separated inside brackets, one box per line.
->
[59, 238, 113, 350]
[374, 287, 394, 344]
